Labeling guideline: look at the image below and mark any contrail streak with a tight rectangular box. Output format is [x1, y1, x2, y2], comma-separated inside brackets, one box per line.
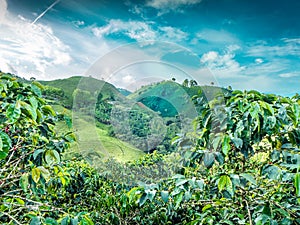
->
[31, 0, 60, 24]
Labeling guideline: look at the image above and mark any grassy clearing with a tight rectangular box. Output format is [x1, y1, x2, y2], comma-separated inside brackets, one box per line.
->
[52, 105, 145, 162]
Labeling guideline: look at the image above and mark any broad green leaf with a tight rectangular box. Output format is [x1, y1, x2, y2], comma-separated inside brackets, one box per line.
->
[32, 167, 41, 183]
[31, 83, 42, 96]
[127, 187, 142, 203]
[33, 149, 44, 160]
[82, 215, 94, 225]
[262, 203, 272, 217]
[139, 192, 148, 206]
[70, 217, 78, 225]
[45, 150, 60, 165]
[30, 216, 41, 225]
[172, 174, 185, 179]
[203, 152, 215, 168]
[20, 101, 37, 120]
[214, 152, 224, 165]
[222, 135, 231, 156]
[218, 175, 233, 194]
[231, 137, 243, 149]
[0, 131, 12, 159]
[266, 116, 276, 129]
[38, 166, 51, 182]
[161, 191, 169, 203]
[294, 173, 300, 198]
[15, 198, 25, 205]
[44, 218, 58, 225]
[196, 179, 205, 190]
[59, 175, 67, 186]
[176, 179, 188, 187]
[42, 105, 56, 116]
[212, 135, 221, 151]
[29, 96, 38, 109]
[0, 148, 8, 159]
[146, 189, 156, 202]
[184, 190, 192, 201]
[240, 173, 257, 185]
[0, 136, 2, 151]
[6, 102, 21, 123]
[262, 165, 281, 180]
[174, 191, 184, 209]
[259, 101, 274, 115]
[60, 216, 70, 225]
[0, 136, 5, 159]
[202, 204, 212, 212]
[19, 173, 29, 192]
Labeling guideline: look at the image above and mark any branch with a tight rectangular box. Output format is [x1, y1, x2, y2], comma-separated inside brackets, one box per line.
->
[244, 199, 253, 225]
[2, 194, 68, 214]
[1, 212, 22, 225]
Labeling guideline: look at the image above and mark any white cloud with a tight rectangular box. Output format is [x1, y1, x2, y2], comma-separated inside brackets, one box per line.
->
[73, 20, 85, 27]
[200, 47, 244, 77]
[246, 39, 300, 57]
[255, 58, 264, 64]
[159, 26, 188, 41]
[0, 5, 72, 79]
[92, 19, 188, 43]
[146, 0, 202, 14]
[0, 58, 17, 74]
[195, 29, 239, 44]
[0, 0, 7, 24]
[122, 74, 135, 84]
[201, 51, 218, 62]
[279, 72, 299, 78]
[92, 19, 156, 42]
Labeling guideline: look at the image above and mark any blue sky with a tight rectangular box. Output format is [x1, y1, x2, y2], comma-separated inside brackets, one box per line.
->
[0, 0, 299, 95]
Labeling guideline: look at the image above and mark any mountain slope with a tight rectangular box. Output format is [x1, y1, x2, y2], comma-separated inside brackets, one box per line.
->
[40, 76, 122, 108]
[128, 80, 228, 117]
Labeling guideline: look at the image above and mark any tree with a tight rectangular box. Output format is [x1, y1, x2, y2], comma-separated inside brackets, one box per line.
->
[0, 73, 91, 224]
[182, 79, 189, 87]
[189, 79, 198, 87]
[72, 88, 93, 109]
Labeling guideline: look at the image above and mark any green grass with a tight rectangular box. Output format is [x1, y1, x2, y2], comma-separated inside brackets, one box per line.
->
[40, 76, 122, 108]
[53, 105, 145, 162]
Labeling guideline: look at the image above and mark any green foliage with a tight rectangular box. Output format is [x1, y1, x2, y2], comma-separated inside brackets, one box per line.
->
[139, 96, 178, 117]
[3, 72, 300, 224]
[40, 76, 120, 109]
[0, 73, 91, 224]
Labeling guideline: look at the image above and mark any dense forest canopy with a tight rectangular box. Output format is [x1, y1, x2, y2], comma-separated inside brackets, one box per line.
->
[0, 72, 300, 224]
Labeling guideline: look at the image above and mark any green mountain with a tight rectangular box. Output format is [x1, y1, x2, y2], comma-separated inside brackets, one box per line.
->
[40, 76, 229, 154]
[128, 80, 229, 118]
[40, 76, 122, 108]
[117, 88, 132, 96]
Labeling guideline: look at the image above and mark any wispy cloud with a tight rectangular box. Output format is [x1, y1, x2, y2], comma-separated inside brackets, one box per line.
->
[246, 39, 300, 57]
[92, 19, 188, 43]
[200, 46, 244, 78]
[0, 11, 71, 78]
[146, 0, 202, 14]
[92, 20, 156, 42]
[0, 0, 7, 24]
[31, 0, 60, 24]
[279, 72, 299, 78]
[159, 26, 188, 41]
[195, 29, 239, 44]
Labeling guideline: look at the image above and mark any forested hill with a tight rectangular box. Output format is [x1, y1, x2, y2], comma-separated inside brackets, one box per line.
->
[128, 80, 229, 117]
[40, 76, 122, 108]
